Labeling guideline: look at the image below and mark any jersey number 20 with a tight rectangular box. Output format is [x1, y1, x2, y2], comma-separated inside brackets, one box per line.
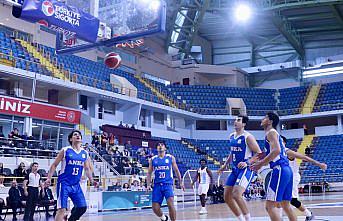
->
[72, 168, 79, 176]
[159, 172, 165, 178]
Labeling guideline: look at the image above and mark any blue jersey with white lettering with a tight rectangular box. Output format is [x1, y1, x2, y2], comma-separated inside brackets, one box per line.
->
[152, 154, 173, 184]
[58, 146, 88, 185]
[264, 129, 289, 168]
[229, 131, 253, 168]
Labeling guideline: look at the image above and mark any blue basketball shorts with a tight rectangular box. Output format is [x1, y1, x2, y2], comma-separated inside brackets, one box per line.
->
[56, 182, 87, 209]
[225, 167, 255, 190]
[266, 165, 293, 202]
[152, 183, 174, 204]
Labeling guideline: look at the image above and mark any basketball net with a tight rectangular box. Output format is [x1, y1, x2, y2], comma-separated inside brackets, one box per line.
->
[115, 39, 144, 49]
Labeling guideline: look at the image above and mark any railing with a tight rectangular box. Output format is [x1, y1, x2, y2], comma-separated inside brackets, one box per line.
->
[88, 146, 120, 176]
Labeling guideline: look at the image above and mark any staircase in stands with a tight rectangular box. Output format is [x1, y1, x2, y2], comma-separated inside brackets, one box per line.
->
[301, 84, 321, 114]
[182, 139, 221, 167]
[135, 75, 177, 108]
[296, 135, 315, 165]
[17, 39, 66, 80]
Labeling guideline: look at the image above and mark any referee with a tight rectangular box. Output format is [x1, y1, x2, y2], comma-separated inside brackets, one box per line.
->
[23, 162, 41, 221]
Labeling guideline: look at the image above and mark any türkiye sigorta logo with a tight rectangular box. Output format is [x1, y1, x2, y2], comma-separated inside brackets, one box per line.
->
[42, 0, 81, 26]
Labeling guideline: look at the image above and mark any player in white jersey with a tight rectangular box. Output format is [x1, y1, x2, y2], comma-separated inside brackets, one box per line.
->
[192, 159, 214, 214]
[280, 135, 327, 221]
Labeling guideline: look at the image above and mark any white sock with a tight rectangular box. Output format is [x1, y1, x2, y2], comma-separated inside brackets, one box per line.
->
[159, 215, 167, 221]
[244, 213, 251, 221]
[237, 214, 245, 221]
[278, 207, 283, 218]
[304, 208, 312, 217]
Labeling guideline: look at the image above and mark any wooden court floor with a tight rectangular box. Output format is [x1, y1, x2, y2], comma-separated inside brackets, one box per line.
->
[82, 193, 343, 221]
[10, 193, 343, 221]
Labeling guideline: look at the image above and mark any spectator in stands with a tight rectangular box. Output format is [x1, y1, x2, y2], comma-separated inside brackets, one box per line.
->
[122, 158, 132, 175]
[8, 180, 26, 221]
[101, 132, 109, 148]
[8, 128, 23, 148]
[130, 174, 140, 184]
[91, 131, 100, 147]
[130, 124, 135, 129]
[109, 133, 114, 146]
[122, 183, 130, 191]
[14, 162, 27, 184]
[125, 124, 130, 128]
[113, 147, 122, 157]
[125, 140, 132, 155]
[130, 181, 140, 191]
[0, 163, 4, 187]
[118, 121, 124, 127]
[8, 128, 21, 139]
[138, 182, 146, 191]
[39, 181, 57, 218]
[113, 136, 119, 146]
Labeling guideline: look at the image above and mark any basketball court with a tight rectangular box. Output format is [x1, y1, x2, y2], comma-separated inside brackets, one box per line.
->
[82, 192, 343, 221]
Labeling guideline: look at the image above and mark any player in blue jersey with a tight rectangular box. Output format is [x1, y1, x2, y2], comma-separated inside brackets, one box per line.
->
[45, 130, 94, 221]
[251, 112, 296, 221]
[147, 142, 184, 221]
[218, 115, 262, 221]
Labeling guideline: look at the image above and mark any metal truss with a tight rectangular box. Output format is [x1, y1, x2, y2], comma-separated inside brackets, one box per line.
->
[166, 0, 210, 58]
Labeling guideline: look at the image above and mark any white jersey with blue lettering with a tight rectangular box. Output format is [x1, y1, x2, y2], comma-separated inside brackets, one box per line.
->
[229, 131, 253, 168]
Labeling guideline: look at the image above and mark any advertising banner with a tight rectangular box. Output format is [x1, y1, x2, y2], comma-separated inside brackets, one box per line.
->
[102, 191, 166, 210]
[19, 0, 99, 43]
[0, 96, 81, 124]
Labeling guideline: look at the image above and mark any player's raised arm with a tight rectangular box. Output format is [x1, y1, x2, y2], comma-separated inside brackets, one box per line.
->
[46, 149, 65, 184]
[146, 158, 153, 191]
[172, 156, 184, 191]
[286, 150, 327, 170]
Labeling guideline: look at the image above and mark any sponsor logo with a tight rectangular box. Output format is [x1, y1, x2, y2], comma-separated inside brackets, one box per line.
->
[165, 159, 169, 164]
[42, 0, 81, 26]
[42, 1, 54, 16]
[67, 111, 76, 122]
[82, 154, 86, 158]
[237, 139, 242, 144]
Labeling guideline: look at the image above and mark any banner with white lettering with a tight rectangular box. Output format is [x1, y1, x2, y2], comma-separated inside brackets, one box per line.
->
[19, 0, 99, 43]
[0, 96, 81, 124]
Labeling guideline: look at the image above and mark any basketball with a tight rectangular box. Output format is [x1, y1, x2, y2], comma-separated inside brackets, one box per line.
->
[104, 52, 121, 69]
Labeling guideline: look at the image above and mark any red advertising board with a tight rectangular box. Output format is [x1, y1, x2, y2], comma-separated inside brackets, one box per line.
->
[0, 96, 80, 124]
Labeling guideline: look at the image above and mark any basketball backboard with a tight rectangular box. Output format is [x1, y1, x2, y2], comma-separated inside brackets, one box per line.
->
[54, 0, 166, 54]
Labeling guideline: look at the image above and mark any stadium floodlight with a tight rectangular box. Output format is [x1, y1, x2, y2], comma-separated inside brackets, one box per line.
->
[234, 3, 252, 22]
[150, 0, 161, 11]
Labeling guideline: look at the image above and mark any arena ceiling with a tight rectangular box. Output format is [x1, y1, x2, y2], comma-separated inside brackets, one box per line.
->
[166, 0, 343, 67]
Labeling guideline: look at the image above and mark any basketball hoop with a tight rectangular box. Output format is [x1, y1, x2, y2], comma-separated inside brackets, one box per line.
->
[116, 39, 144, 49]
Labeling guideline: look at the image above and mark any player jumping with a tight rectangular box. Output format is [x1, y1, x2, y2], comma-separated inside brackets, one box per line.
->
[191, 159, 214, 214]
[45, 130, 94, 221]
[147, 142, 184, 221]
[251, 112, 297, 221]
[218, 115, 262, 221]
[280, 135, 327, 220]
